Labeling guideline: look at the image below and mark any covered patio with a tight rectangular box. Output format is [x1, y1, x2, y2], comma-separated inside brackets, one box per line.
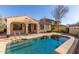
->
[7, 16, 39, 36]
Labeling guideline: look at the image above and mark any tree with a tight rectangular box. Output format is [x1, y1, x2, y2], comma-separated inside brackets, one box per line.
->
[76, 22, 79, 25]
[0, 16, 6, 30]
[52, 5, 69, 32]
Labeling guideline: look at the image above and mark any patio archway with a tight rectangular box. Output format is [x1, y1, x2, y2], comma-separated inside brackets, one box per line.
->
[28, 23, 38, 34]
[10, 22, 26, 35]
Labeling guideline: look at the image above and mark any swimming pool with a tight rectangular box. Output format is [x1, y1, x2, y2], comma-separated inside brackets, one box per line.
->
[5, 35, 68, 54]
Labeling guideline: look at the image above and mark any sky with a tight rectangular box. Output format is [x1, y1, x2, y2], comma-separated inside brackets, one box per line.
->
[0, 5, 79, 25]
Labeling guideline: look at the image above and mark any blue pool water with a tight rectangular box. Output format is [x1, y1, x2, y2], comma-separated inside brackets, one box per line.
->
[5, 36, 68, 54]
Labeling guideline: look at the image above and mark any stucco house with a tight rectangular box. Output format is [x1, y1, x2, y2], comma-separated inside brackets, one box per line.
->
[39, 18, 54, 33]
[69, 24, 79, 35]
[6, 16, 69, 36]
[7, 16, 40, 36]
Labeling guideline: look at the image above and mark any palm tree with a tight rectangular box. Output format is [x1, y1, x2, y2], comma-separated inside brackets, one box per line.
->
[52, 5, 69, 32]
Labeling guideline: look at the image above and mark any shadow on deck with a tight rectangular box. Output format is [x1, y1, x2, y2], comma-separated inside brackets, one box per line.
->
[74, 40, 79, 54]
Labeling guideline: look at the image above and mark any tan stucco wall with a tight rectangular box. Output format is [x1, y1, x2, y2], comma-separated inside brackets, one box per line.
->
[39, 25, 51, 33]
[59, 25, 68, 32]
[52, 25, 67, 32]
[69, 26, 79, 35]
[44, 25, 51, 32]
[7, 16, 39, 35]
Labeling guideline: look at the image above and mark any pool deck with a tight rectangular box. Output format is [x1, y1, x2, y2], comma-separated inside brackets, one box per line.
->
[0, 32, 77, 54]
[55, 35, 76, 54]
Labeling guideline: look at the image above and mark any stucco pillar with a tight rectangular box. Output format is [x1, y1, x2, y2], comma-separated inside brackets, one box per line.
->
[44, 25, 46, 32]
[26, 24, 28, 34]
[7, 22, 11, 35]
[31, 24, 33, 33]
[37, 24, 40, 33]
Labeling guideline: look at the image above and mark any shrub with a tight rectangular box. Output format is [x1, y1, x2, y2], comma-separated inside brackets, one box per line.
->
[60, 30, 65, 33]
[66, 28, 69, 33]
[0, 25, 6, 31]
[77, 32, 79, 35]
[60, 28, 69, 33]
[51, 25, 56, 32]
[77, 32, 79, 38]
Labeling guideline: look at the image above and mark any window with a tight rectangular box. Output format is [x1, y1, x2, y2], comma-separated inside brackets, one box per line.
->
[40, 25, 44, 30]
[13, 23, 22, 30]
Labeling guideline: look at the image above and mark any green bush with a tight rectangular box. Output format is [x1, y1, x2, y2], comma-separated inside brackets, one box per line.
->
[60, 30, 66, 33]
[0, 25, 6, 30]
[60, 28, 69, 33]
[51, 25, 55, 32]
[60, 30, 65, 33]
[77, 32, 79, 35]
[66, 28, 69, 33]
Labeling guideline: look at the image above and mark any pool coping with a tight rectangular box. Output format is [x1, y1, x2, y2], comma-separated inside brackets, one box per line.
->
[0, 32, 77, 54]
[55, 35, 78, 54]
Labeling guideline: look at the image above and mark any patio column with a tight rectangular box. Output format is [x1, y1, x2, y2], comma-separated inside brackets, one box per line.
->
[37, 24, 40, 33]
[31, 24, 34, 33]
[7, 22, 11, 36]
[44, 25, 46, 32]
[22, 24, 24, 33]
[7, 21, 15, 36]
[26, 24, 28, 34]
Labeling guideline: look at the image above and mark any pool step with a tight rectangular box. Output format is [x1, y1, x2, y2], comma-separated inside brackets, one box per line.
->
[6, 40, 34, 52]
[6, 43, 33, 52]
